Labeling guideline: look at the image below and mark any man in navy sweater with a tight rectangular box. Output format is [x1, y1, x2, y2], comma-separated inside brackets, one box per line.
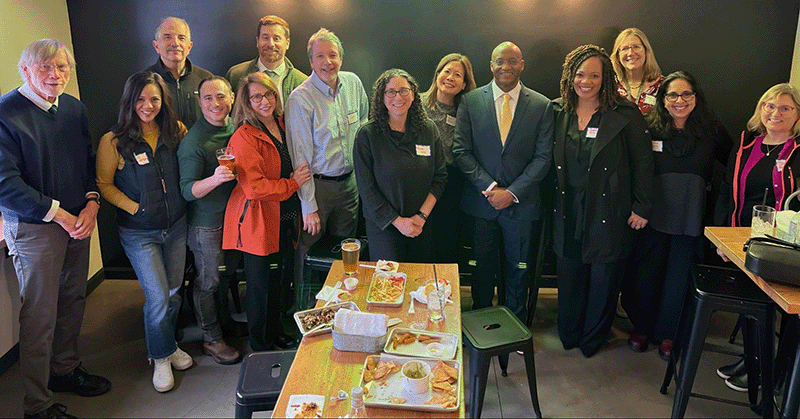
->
[0, 39, 110, 419]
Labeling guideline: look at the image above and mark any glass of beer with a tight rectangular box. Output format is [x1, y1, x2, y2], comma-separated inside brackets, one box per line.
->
[341, 238, 361, 276]
[216, 146, 236, 176]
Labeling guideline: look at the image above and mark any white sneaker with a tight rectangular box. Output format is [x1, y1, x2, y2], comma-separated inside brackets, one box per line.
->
[168, 346, 193, 371]
[152, 358, 174, 392]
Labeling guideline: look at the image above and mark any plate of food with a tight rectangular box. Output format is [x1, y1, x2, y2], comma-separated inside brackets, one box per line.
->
[384, 328, 459, 360]
[293, 301, 359, 336]
[375, 259, 400, 273]
[285, 394, 324, 418]
[359, 354, 460, 412]
[367, 271, 406, 307]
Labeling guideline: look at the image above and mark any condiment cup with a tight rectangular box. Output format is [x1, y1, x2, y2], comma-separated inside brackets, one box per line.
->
[402, 361, 431, 394]
[344, 277, 359, 291]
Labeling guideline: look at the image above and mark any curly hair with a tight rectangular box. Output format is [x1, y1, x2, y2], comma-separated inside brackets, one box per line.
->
[369, 68, 428, 136]
[560, 44, 620, 113]
[646, 71, 719, 139]
[112, 71, 182, 160]
[422, 53, 477, 110]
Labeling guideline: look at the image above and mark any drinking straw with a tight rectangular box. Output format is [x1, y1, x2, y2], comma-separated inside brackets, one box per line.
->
[762, 188, 769, 206]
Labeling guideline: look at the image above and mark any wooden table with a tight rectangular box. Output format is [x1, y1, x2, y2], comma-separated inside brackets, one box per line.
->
[704, 226, 800, 314]
[705, 226, 800, 417]
[272, 261, 465, 418]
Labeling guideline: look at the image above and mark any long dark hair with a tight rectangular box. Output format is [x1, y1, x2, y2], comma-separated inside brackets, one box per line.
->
[370, 68, 428, 136]
[647, 71, 718, 140]
[422, 53, 477, 110]
[559, 44, 620, 113]
[112, 71, 181, 160]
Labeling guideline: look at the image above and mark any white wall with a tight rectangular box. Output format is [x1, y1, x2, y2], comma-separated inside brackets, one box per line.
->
[0, 0, 103, 358]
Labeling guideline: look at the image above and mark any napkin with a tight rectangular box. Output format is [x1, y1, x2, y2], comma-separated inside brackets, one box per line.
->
[333, 309, 387, 337]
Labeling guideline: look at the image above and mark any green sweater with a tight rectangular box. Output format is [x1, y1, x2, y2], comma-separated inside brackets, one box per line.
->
[177, 117, 237, 227]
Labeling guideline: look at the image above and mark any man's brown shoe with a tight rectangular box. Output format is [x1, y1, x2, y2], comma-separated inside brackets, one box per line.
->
[202, 340, 242, 365]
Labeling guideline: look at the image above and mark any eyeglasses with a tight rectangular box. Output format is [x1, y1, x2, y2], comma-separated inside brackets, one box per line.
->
[665, 91, 696, 102]
[762, 102, 796, 114]
[618, 44, 644, 54]
[384, 87, 412, 98]
[249, 91, 276, 103]
[36, 63, 70, 74]
[492, 58, 519, 67]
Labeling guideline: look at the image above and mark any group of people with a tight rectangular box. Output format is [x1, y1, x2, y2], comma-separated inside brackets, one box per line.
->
[2, 13, 799, 418]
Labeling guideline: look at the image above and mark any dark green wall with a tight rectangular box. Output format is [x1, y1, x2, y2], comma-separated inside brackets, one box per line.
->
[66, 0, 799, 269]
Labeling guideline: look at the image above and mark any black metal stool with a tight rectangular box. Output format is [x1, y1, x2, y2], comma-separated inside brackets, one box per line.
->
[661, 264, 775, 418]
[298, 235, 368, 311]
[234, 350, 296, 418]
[462, 305, 541, 419]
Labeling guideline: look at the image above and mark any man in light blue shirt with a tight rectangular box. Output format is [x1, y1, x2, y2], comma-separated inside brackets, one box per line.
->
[285, 28, 368, 306]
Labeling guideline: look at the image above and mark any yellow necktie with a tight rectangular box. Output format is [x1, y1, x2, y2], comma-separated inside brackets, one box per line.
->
[500, 93, 511, 145]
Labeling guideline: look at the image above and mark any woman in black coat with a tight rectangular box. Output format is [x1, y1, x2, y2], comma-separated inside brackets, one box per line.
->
[552, 45, 654, 358]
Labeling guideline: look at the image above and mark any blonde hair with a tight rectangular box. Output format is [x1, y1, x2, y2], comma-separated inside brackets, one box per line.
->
[611, 28, 662, 84]
[232, 72, 282, 127]
[746, 83, 800, 137]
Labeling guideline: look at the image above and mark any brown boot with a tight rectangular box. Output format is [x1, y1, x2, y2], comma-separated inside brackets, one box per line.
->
[202, 340, 242, 365]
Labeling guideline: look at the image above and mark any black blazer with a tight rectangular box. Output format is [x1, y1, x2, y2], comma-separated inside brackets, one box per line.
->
[453, 82, 553, 221]
[551, 98, 654, 263]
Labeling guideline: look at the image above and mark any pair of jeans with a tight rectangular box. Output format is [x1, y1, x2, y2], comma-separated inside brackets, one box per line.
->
[187, 224, 224, 343]
[118, 215, 187, 359]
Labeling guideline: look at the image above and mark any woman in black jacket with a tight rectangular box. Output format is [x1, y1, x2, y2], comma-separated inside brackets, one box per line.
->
[552, 45, 654, 358]
[623, 71, 732, 360]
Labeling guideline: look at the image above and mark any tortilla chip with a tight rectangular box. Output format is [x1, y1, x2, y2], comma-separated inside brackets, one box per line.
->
[366, 357, 376, 371]
[364, 368, 375, 383]
[432, 380, 452, 393]
[389, 397, 407, 404]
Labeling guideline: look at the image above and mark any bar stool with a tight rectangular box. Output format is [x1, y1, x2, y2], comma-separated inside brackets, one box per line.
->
[462, 305, 541, 419]
[661, 264, 775, 418]
[234, 350, 296, 419]
[298, 235, 368, 311]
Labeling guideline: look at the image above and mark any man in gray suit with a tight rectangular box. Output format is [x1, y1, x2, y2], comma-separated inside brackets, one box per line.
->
[453, 41, 553, 321]
[225, 15, 307, 105]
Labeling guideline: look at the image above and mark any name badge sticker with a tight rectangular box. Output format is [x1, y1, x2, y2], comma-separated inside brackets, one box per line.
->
[777, 159, 787, 172]
[347, 111, 359, 124]
[134, 152, 150, 165]
[644, 94, 657, 106]
[445, 115, 456, 126]
[586, 127, 599, 138]
[652, 140, 663, 152]
[416, 144, 431, 157]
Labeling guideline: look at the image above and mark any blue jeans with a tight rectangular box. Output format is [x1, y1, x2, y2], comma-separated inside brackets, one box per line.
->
[119, 216, 187, 359]
[187, 225, 224, 342]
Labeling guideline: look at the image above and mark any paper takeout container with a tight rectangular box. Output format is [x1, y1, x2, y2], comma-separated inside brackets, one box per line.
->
[293, 301, 359, 337]
[331, 326, 388, 353]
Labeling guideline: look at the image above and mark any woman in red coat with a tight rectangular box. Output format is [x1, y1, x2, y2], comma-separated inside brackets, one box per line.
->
[222, 72, 311, 351]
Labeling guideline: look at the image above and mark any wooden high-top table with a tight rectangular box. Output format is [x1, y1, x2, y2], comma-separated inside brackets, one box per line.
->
[705, 227, 800, 417]
[271, 261, 465, 418]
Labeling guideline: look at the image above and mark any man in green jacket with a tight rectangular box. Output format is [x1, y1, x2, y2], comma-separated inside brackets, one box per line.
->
[226, 15, 308, 105]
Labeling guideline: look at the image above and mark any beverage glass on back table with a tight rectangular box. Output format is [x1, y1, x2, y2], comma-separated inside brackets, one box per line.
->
[341, 238, 361, 276]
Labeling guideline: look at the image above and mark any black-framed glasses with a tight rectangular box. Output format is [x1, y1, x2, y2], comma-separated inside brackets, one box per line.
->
[762, 102, 796, 114]
[665, 91, 696, 102]
[384, 87, 412, 98]
[249, 91, 276, 103]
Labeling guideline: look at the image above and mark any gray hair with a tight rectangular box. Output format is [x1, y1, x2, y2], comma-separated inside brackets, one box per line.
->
[155, 16, 191, 41]
[306, 28, 343, 61]
[17, 39, 75, 81]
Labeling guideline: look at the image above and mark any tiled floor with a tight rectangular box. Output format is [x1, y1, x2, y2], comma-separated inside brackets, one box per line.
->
[0, 280, 761, 418]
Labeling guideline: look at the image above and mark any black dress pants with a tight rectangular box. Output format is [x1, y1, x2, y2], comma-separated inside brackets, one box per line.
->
[557, 255, 625, 357]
